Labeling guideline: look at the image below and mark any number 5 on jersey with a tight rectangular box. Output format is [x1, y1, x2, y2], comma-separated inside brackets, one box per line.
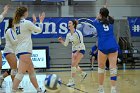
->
[16, 27, 21, 35]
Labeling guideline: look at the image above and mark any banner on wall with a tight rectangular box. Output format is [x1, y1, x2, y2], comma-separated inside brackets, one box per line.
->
[1, 49, 46, 69]
[11, 0, 36, 1]
[128, 17, 140, 37]
[41, 0, 65, 2]
[0, 17, 96, 38]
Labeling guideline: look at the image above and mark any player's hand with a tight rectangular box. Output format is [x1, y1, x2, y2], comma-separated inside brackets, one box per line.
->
[39, 12, 45, 23]
[2, 5, 9, 16]
[96, 14, 101, 20]
[3, 5, 9, 13]
[32, 14, 37, 23]
[58, 37, 63, 42]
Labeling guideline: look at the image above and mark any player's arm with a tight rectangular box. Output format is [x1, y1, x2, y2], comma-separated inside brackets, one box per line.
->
[58, 34, 70, 46]
[27, 20, 43, 33]
[78, 31, 84, 43]
[94, 48, 98, 54]
[7, 29, 18, 44]
[0, 5, 9, 22]
[28, 12, 45, 33]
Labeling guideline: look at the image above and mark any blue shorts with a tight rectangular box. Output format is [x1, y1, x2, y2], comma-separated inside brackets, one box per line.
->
[3, 53, 11, 58]
[92, 54, 98, 60]
[99, 48, 118, 55]
[17, 52, 31, 59]
[72, 50, 85, 55]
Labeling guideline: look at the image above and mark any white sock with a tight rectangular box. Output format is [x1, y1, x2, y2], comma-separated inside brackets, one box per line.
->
[111, 86, 116, 89]
[71, 77, 74, 80]
[12, 89, 17, 92]
[81, 71, 86, 75]
[99, 85, 104, 88]
[36, 87, 41, 91]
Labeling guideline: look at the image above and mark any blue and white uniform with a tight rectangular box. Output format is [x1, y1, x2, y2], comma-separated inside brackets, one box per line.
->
[3, 28, 17, 57]
[93, 19, 119, 54]
[0, 15, 4, 47]
[63, 29, 86, 54]
[14, 18, 43, 58]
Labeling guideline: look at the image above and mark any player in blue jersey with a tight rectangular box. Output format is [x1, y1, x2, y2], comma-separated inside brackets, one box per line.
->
[90, 43, 98, 70]
[93, 8, 119, 93]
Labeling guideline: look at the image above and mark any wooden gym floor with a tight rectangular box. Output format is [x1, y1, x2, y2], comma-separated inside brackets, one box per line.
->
[0, 70, 140, 93]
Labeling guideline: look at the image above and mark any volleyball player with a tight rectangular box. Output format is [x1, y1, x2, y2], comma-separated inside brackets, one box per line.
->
[90, 43, 98, 70]
[0, 18, 19, 88]
[0, 5, 9, 78]
[58, 20, 87, 87]
[94, 8, 119, 93]
[11, 6, 45, 93]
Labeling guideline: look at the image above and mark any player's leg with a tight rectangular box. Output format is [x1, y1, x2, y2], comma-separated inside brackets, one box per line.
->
[67, 52, 77, 86]
[0, 52, 2, 75]
[91, 56, 95, 70]
[67, 51, 86, 86]
[5, 53, 17, 81]
[108, 51, 118, 93]
[98, 50, 107, 93]
[0, 69, 11, 87]
[27, 62, 42, 92]
[12, 54, 30, 91]
[75, 52, 87, 81]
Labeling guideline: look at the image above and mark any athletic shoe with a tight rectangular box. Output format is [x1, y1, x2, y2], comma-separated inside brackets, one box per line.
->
[80, 72, 87, 81]
[111, 87, 117, 93]
[67, 78, 75, 87]
[98, 87, 104, 93]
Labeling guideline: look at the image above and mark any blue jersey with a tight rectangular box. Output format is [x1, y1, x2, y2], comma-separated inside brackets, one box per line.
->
[91, 45, 98, 56]
[93, 19, 118, 52]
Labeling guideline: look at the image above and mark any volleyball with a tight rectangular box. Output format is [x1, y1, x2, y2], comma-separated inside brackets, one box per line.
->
[44, 74, 62, 92]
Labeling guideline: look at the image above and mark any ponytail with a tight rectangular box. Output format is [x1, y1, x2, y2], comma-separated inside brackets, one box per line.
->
[72, 20, 78, 29]
[99, 7, 114, 25]
[13, 6, 28, 24]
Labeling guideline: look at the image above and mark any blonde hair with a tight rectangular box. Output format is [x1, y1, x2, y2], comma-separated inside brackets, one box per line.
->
[13, 6, 28, 24]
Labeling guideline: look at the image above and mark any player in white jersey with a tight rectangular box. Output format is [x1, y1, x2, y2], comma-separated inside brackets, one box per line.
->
[58, 20, 87, 87]
[12, 6, 45, 93]
[0, 18, 19, 88]
[0, 5, 9, 78]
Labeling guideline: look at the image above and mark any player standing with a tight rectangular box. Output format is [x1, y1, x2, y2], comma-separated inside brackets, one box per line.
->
[94, 7, 118, 93]
[58, 20, 87, 87]
[12, 6, 45, 93]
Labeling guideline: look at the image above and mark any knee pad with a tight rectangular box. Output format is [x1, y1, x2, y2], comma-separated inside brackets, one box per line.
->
[7, 69, 11, 75]
[15, 73, 24, 81]
[110, 68, 117, 75]
[71, 67, 77, 73]
[29, 72, 36, 78]
[11, 69, 17, 76]
[110, 76, 117, 81]
[98, 68, 105, 73]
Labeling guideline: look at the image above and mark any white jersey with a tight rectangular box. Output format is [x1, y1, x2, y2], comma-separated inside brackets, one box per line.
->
[0, 15, 4, 45]
[14, 18, 42, 54]
[4, 28, 17, 53]
[63, 29, 85, 51]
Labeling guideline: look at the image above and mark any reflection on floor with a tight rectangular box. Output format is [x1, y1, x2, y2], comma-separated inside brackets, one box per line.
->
[0, 70, 139, 93]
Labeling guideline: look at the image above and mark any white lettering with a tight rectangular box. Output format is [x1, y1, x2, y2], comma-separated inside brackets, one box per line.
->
[59, 23, 68, 34]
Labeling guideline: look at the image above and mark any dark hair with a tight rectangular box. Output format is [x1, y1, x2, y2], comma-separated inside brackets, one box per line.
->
[99, 7, 114, 25]
[5, 18, 13, 32]
[13, 6, 28, 24]
[71, 20, 78, 29]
